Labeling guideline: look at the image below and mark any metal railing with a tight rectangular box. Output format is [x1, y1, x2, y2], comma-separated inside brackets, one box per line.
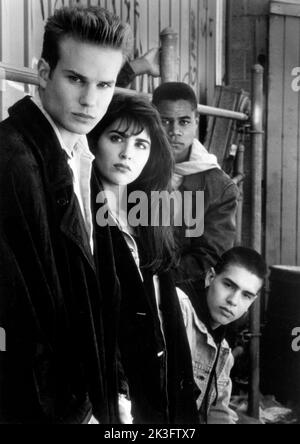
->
[0, 62, 249, 122]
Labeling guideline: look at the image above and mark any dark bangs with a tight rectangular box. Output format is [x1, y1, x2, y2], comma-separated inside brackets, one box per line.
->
[112, 114, 149, 138]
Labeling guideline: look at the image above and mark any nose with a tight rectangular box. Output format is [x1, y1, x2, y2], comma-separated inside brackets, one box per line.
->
[119, 140, 133, 160]
[226, 290, 239, 307]
[168, 122, 182, 137]
[79, 84, 97, 108]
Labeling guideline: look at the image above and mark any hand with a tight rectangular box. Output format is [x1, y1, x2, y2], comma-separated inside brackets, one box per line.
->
[142, 48, 160, 77]
[118, 394, 133, 424]
[130, 48, 160, 77]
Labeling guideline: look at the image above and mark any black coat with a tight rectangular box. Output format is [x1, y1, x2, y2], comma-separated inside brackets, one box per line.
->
[0, 97, 109, 423]
[92, 171, 199, 424]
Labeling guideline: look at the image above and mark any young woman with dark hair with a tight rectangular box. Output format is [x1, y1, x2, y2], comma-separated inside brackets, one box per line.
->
[89, 94, 199, 424]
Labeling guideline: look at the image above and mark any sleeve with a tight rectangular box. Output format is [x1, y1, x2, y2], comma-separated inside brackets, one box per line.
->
[0, 155, 62, 422]
[207, 353, 239, 425]
[179, 180, 239, 278]
[116, 61, 136, 88]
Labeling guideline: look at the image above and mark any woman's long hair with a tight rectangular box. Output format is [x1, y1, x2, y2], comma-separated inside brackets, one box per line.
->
[88, 94, 177, 273]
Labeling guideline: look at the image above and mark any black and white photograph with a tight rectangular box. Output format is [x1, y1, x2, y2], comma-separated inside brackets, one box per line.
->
[0, 0, 299, 428]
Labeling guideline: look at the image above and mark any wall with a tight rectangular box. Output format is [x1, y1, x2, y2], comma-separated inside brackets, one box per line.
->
[226, 0, 270, 248]
[0, 0, 225, 119]
[266, 0, 300, 267]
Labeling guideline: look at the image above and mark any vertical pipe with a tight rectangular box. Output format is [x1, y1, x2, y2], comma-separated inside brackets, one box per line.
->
[225, 0, 232, 85]
[24, 0, 31, 67]
[48, 0, 52, 17]
[160, 28, 178, 83]
[24, 0, 31, 95]
[235, 143, 245, 246]
[248, 64, 264, 419]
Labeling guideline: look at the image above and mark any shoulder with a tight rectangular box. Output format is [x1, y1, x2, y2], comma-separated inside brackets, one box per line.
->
[183, 168, 236, 192]
[0, 118, 36, 165]
[0, 121, 42, 198]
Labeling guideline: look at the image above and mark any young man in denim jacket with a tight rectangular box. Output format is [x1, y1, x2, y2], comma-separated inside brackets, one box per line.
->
[177, 247, 267, 424]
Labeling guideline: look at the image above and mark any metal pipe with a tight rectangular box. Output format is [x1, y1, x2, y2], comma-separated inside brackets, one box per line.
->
[24, 0, 31, 68]
[225, 0, 232, 85]
[160, 27, 178, 83]
[233, 142, 245, 245]
[0, 62, 250, 122]
[0, 63, 39, 86]
[248, 64, 264, 419]
[197, 103, 248, 121]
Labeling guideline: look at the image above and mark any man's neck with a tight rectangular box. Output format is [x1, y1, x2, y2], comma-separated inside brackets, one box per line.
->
[55, 124, 81, 152]
[175, 145, 192, 165]
[36, 92, 80, 152]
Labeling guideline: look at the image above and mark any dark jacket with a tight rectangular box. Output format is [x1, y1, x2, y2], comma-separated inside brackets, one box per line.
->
[0, 97, 109, 424]
[174, 169, 239, 283]
[92, 171, 199, 424]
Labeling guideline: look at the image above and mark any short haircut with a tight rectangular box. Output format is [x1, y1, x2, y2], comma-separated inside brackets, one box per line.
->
[42, 6, 133, 71]
[214, 247, 268, 282]
[152, 82, 198, 111]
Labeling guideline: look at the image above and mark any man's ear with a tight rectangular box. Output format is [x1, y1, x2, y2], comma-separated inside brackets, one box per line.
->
[38, 58, 51, 89]
[205, 267, 216, 288]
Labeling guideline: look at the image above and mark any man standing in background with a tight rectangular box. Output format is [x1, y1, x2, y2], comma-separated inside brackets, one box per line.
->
[153, 82, 239, 283]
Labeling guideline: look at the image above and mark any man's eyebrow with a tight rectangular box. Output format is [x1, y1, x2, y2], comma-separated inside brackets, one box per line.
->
[224, 277, 257, 298]
[224, 277, 238, 288]
[161, 115, 192, 120]
[63, 70, 87, 80]
[63, 70, 115, 84]
[243, 290, 257, 298]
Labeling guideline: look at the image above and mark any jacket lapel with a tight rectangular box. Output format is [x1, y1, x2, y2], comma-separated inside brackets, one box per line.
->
[9, 96, 95, 271]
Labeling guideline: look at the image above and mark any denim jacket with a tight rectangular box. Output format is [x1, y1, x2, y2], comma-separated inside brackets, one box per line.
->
[177, 289, 238, 424]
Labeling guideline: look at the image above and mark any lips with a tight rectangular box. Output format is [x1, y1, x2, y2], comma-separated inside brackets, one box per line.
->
[220, 307, 234, 318]
[72, 113, 95, 121]
[170, 141, 184, 146]
[114, 163, 131, 172]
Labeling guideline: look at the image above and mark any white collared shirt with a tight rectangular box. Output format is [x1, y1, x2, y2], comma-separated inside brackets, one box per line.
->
[32, 95, 94, 254]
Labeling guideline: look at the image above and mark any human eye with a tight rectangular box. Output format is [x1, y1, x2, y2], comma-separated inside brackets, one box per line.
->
[97, 82, 112, 89]
[161, 118, 170, 126]
[223, 280, 233, 289]
[110, 134, 123, 143]
[68, 75, 83, 84]
[180, 119, 191, 126]
[135, 142, 148, 150]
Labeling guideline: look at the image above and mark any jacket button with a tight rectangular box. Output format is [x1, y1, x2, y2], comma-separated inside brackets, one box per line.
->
[57, 197, 69, 207]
